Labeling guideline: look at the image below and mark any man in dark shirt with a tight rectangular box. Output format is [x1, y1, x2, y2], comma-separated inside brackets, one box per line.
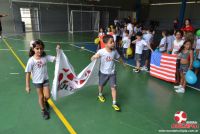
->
[0, 14, 8, 38]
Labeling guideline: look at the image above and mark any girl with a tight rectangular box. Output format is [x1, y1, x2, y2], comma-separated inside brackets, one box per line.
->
[175, 40, 193, 93]
[172, 30, 184, 54]
[98, 27, 105, 37]
[173, 30, 184, 87]
[25, 39, 60, 120]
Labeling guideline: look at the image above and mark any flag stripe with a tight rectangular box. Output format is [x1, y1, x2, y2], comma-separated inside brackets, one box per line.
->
[150, 68, 175, 77]
[150, 73, 176, 83]
[150, 52, 177, 83]
[150, 64, 176, 73]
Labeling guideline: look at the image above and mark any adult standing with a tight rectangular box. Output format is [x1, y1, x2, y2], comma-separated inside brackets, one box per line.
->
[181, 18, 195, 32]
[0, 14, 8, 39]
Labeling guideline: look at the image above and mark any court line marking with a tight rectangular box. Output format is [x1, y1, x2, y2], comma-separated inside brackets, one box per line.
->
[0, 49, 9, 51]
[10, 73, 20, 75]
[18, 49, 71, 52]
[2, 38, 77, 134]
[5, 36, 94, 44]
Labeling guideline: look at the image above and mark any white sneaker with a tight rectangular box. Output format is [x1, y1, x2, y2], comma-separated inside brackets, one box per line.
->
[174, 85, 182, 89]
[175, 88, 185, 93]
[141, 66, 148, 71]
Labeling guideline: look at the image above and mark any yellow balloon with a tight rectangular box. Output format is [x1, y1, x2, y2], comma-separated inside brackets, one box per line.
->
[126, 48, 133, 55]
[94, 38, 100, 44]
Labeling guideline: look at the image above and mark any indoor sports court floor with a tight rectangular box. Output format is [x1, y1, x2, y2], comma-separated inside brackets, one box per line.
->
[0, 32, 200, 134]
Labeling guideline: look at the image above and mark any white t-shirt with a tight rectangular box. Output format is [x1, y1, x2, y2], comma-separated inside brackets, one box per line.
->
[196, 39, 200, 59]
[25, 55, 55, 83]
[98, 32, 104, 37]
[143, 33, 153, 50]
[127, 23, 133, 36]
[159, 37, 167, 52]
[135, 40, 147, 54]
[112, 34, 117, 43]
[97, 48, 120, 74]
[172, 39, 184, 54]
[167, 35, 175, 51]
[122, 36, 131, 48]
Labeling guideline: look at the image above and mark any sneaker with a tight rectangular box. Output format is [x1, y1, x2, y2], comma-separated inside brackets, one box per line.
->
[41, 110, 50, 120]
[98, 95, 105, 103]
[133, 67, 137, 71]
[135, 69, 140, 73]
[112, 104, 121, 111]
[45, 101, 50, 111]
[175, 88, 185, 93]
[174, 85, 182, 89]
[141, 66, 148, 71]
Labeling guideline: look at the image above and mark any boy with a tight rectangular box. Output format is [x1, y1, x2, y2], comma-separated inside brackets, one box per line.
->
[122, 30, 131, 58]
[132, 32, 153, 73]
[91, 35, 123, 111]
[142, 28, 153, 71]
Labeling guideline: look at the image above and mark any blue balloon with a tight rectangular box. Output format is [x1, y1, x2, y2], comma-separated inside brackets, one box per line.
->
[193, 60, 200, 68]
[186, 70, 197, 84]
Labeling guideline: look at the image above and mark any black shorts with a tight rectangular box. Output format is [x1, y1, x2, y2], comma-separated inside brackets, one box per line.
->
[142, 50, 150, 60]
[0, 25, 2, 32]
[135, 53, 142, 61]
[33, 80, 49, 89]
[99, 72, 117, 88]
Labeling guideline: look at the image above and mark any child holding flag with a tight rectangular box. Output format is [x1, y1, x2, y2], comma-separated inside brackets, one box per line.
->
[25, 40, 60, 120]
[91, 35, 124, 112]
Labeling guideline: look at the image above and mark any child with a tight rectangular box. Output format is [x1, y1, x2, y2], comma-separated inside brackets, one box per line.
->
[122, 30, 131, 58]
[142, 28, 153, 71]
[175, 40, 193, 93]
[195, 36, 200, 75]
[167, 30, 175, 54]
[107, 27, 113, 35]
[91, 35, 123, 111]
[158, 30, 168, 53]
[25, 39, 60, 120]
[132, 32, 153, 73]
[172, 30, 184, 87]
[98, 27, 105, 37]
[172, 30, 184, 54]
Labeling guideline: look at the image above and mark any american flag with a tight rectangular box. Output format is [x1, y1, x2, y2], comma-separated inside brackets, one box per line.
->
[150, 52, 178, 83]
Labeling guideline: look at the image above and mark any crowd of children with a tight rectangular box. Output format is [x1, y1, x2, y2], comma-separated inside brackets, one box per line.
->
[97, 18, 200, 94]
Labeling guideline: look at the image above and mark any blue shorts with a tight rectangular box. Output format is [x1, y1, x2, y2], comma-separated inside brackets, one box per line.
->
[179, 64, 189, 74]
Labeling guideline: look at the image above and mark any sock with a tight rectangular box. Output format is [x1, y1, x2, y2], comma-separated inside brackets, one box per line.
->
[113, 101, 116, 105]
[99, 92, 102, 96]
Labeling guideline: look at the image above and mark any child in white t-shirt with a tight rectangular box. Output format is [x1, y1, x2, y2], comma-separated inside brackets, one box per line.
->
[158, 30, 168, 53]
[172, 30, 184, 54]
[91, 35, 124, 112]
[132, 32, 153, 73]
[25, 39, 60, 120]
[142, 28, 153, 71]
[167, 30, 175, 54]
[98, 27, 105, 37]
[122, 30, 131, 58]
